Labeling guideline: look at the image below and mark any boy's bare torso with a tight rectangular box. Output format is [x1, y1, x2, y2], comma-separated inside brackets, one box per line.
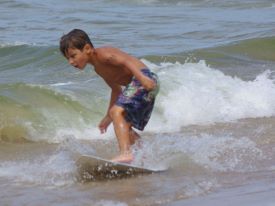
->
[91, 47, 147, 86]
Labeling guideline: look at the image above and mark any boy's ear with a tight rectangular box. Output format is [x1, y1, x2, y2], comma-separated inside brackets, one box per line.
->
[84, 44, 92, 53]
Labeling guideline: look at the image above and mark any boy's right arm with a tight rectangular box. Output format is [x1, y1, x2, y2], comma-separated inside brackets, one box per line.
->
[106, 80, 122, 115]
[98, 80, 121, 134]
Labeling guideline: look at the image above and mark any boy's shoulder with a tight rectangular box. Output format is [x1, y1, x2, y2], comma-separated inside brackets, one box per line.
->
[96, 46, 121, 54]
[95, 47, 125, 60]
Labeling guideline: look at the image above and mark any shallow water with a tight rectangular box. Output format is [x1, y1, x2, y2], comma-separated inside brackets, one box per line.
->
[0, 0, 275, 205]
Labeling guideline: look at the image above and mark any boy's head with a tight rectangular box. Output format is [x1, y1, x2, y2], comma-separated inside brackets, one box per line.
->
[59, 29, 94, 57]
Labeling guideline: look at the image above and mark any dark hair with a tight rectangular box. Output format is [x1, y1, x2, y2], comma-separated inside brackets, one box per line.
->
[59, 29, 94, 57]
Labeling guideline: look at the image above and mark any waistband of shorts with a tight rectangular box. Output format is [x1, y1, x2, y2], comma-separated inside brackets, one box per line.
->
[139, 68, 158, 81]
[140, 68, 150, 73]
[141, 68, 157, 76]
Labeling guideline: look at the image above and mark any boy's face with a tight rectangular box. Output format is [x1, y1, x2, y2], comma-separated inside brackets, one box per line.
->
[65, 47, 89, 70]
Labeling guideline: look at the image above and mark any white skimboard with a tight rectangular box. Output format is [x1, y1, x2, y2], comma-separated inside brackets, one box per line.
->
[77, 155, 166, 181]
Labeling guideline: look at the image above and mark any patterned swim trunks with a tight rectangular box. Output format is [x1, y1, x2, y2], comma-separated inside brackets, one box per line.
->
[115, 68, 159, 131]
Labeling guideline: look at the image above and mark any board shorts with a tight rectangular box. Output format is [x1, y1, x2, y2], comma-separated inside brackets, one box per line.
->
[115, 68, 159, 131]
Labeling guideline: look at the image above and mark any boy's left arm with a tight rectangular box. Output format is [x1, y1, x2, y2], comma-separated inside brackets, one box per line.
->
[105, 50, 156, 91]
[126, 63, 156, 91]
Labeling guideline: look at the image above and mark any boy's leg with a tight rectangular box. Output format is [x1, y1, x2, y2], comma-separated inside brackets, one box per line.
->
[109, 105, 133, 162]
[129, 128, 140, 145]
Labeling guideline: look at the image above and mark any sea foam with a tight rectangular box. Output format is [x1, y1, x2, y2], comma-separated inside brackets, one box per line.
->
[145, 60, 275, 132]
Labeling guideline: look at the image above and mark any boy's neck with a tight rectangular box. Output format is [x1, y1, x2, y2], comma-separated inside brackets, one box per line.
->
[88, 48, 97, 66]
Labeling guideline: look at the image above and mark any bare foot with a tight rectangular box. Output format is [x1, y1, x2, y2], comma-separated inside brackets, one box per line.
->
[111, 152, 134, 164]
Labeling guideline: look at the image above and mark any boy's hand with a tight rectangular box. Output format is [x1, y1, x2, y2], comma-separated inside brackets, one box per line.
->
[98, 115, 112, 134]
[142, 76, 156, 91]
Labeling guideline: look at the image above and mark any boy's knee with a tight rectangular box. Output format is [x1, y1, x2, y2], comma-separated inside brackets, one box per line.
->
[109, 106, 124, 119]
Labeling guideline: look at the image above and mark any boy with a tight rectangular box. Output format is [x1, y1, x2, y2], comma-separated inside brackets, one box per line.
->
[60, 29, 159, 163]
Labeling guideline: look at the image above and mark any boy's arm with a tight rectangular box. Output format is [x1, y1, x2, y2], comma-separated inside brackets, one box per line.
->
[98, 79, 121, 133]
[125, 62, 156, 91]
[103, 49, 156, 91]
[106, 81, 122, 113]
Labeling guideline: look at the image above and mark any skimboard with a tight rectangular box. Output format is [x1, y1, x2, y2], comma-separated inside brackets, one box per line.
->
[76, 155, 166, 181]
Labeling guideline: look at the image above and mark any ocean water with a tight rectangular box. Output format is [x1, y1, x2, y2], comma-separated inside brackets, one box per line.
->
[0, 0, 275, 205]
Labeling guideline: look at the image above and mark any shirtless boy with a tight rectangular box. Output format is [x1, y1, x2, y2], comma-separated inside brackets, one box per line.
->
[60, 29, 159, 163]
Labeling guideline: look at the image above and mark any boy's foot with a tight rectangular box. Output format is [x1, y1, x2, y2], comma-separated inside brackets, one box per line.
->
[111, 152, 134, 164]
